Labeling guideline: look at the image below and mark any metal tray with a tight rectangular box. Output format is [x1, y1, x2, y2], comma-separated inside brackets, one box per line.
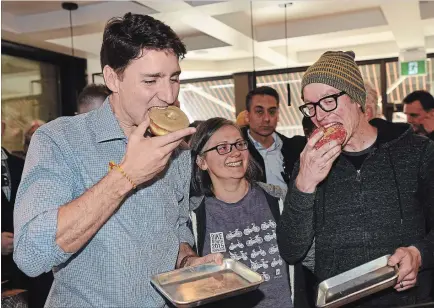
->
[151, 258, 263, 308]
[316, 255, 398, 308]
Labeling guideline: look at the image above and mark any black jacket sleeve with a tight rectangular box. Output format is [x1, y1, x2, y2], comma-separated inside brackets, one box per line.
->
[413, 140, 434, 270]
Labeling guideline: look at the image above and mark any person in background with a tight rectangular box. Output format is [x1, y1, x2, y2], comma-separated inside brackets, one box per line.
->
[242, 86, 306, 190]
[77, 84, 110, 114]
[13, 13, 221, 308]
[364, 82, 380, 121]
[277, 51, 434, 307]
[189, 117, 314, 308]
[2, 121, 27, 291]
[236, 110, 248, 127]
[23, 120, 45, 157]
[403, 90, 434, 141]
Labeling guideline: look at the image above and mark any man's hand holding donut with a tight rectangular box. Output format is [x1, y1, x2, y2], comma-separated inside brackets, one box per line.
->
[120, 116, 195, 187]
[296, 128, 342, 193]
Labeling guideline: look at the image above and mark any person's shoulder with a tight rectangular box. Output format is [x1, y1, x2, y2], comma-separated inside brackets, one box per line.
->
[171, 148, 192, 179]
[36, 114, 93, 146]
[37, 115, 79, 137]
[256, 182, 287, 199]
[173, 148, 191, 164]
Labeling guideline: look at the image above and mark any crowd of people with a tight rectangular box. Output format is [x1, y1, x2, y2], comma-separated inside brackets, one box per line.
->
[2, 11, 433, 308]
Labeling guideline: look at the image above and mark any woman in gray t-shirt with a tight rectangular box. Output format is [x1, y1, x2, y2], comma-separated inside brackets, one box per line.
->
[189, 117, 293, 308]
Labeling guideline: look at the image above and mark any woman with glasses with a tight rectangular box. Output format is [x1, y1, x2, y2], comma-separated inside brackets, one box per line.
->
[189, 117, 309, 308]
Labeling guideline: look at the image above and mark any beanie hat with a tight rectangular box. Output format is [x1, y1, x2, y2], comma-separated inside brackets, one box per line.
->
[301, 51, 366, 111]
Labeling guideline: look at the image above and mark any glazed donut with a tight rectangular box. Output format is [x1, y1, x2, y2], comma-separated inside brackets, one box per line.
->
[149, 106, 190, 136]
[311, 122, 347, 149]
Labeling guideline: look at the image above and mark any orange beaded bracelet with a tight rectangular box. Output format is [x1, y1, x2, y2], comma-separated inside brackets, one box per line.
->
[108, 161, 137, 189]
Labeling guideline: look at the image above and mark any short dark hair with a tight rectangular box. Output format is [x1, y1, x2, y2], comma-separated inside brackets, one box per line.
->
[78, 84, 110, 108]
[245, 86, 280, 111]
[190, 117, 261, 197]
[100, 13, 187, 76]
[403, 90, 434, 111]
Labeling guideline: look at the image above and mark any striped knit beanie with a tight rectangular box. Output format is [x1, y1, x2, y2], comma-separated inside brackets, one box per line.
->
[301, 51, 366, 111]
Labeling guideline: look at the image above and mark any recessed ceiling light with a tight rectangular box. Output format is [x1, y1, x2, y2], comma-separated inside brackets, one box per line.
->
[194, 50, 209, 54]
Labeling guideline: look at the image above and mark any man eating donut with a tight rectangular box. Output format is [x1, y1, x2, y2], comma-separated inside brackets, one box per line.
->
[276, 51, 434, 307]
[13, 13, 222, 307]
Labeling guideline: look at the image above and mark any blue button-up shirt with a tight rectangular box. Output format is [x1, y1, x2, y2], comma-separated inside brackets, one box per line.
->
[247, 130, 286, 190]
[13, 99, 194, 307]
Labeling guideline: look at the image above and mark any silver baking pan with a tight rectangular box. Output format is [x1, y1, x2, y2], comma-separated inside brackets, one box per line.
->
[151, 258, 263, 308]
[316, 255, 398, 308]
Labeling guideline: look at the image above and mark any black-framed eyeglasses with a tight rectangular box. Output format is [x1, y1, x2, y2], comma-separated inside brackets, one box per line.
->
[299, 91, 346, 118]
[201, 140, 248, 155]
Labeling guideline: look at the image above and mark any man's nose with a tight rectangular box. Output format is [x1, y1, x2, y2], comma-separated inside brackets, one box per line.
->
[315, 106, 329, 123]
[263, 112, 271, 122]
[157, 81, 175, 104]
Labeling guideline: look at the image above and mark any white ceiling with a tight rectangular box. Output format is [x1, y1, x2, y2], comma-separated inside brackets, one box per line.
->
[2, 0, 434, 80]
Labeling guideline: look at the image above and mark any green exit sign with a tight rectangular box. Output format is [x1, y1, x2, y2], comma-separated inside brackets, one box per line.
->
[400, 60, 427, 76]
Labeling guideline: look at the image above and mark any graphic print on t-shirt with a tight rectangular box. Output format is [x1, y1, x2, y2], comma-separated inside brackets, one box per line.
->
[210, 232, 226, 253]
[210, 220, 284, 282]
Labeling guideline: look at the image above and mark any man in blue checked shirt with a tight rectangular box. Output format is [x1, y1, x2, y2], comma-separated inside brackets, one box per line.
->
[13, 13, 222, 307]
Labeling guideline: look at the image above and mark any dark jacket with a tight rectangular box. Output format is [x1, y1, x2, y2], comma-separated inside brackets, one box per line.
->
[190, 183, 316, 308]
[241, 127, 306, 184]
[277, 119, 434, 307]
[2, 148, 25, 286]
[1, 148, 53, 308]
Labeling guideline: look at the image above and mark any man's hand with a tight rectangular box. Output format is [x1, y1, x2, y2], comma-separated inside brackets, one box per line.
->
[296, 130, 342, 193]
[1, 232, 14, 255]
[183, 253, 224, 268]
[121, 117, 196, 186]
[388, 246, 421, 291]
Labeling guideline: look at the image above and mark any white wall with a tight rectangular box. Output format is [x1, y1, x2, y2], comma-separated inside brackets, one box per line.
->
[87, 57, 103, 85]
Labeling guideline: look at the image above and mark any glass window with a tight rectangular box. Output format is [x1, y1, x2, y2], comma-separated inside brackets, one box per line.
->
[256, 71, 305, 137]
[1, 54, 60, 154]
[359, 63, 382, 117]
[179, 78, 235, 122]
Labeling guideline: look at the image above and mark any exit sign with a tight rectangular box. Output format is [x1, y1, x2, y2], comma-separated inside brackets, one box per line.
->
[400, 60, 427, 76]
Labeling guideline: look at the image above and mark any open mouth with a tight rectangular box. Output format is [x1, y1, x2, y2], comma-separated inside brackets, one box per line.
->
[225, 161, 243, 167]
[323, 122, 343, 129]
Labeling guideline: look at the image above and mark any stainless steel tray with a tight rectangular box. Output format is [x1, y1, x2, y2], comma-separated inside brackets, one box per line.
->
[151, 258, 263, 308]
[316, 255, 398, 308]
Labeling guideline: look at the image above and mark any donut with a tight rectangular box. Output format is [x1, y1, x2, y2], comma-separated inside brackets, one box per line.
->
[311, 122, 347, 149]
[148, 106, 190, 136]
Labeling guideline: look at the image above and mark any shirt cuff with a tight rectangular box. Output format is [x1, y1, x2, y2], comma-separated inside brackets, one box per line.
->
[178, 224, 195, 247]
[289, 182, 317, 210]
[46, 209, 74, 266]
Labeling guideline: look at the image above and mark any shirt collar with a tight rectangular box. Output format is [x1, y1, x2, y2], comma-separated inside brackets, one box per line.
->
[247, 130, 282, 151]
[90, 97, 127, 143]
[1, 148, 8, 161]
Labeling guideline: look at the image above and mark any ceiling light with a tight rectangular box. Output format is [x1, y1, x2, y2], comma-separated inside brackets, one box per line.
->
[278, 2, 293, 8]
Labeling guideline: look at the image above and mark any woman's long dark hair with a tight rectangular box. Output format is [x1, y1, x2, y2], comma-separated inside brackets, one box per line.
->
[190, 117, 262, 197]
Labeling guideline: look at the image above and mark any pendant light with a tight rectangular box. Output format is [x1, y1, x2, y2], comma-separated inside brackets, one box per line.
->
[250, 1, 257, 89]
[284, 3, 292, 106]
[61, 2, 78, 57]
